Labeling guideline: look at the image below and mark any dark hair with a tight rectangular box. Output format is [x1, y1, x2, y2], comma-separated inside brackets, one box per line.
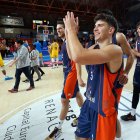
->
[16, 40, 23, 45]
[57, 20, 65, 28]
[136, 21, 140, 29]
[29, 43, 36, 49]
[97, 9, 113, 16]
[94, 13, 118, 34]
[31, 44, 36, 48]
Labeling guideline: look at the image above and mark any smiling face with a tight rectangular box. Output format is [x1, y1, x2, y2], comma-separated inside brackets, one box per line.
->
[56, 24, 65, 38]
[94, 20, 115, 42]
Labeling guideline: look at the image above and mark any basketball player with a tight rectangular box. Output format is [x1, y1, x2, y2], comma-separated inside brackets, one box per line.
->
[97, 9, 134, 85]
[63, 12, 123, 140]
[96, 9, 134, 140]
[57, 19, 86, 127]
[48, 39, 59, 68]
[45, 20, 85, 139]
[121, 21, 140, 121]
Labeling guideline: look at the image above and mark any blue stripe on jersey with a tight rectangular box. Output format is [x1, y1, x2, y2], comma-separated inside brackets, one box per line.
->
[136, 37, 140, 64]
[85, 64, 105, 117]
[133, 37, 140, 86]
[61, 41, 72, 73]
[85, 62, 123, 116]
[112, 34, 118, 45]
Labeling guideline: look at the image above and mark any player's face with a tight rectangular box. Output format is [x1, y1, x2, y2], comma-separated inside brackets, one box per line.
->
[137, 25, 140, 37]
[56, 24, 65, 38]
[94, 20, 113, 42]
[15, 42, 20, 48]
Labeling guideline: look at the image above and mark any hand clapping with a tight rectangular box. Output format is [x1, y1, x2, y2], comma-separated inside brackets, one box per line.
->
[63, 11, 79, 34]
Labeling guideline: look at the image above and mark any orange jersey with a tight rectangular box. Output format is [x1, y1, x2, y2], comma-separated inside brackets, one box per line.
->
[85, 63, 123, 117]
[61, 41, 79, 99]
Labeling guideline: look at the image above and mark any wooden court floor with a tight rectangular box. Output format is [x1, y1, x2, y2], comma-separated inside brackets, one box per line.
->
[0, 59, 136, 124]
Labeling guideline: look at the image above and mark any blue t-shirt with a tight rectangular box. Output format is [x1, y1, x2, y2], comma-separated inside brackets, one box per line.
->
[34, 41, 42, 53]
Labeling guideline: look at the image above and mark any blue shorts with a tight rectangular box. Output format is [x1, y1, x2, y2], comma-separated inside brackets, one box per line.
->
[75, 100, 117, 140]
[75, 100, 98, 139]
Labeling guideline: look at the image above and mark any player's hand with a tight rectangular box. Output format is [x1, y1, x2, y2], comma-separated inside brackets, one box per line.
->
[9, 63, 13, 67]
[8, 61, 14, 67]
[118, 73, 128, 85]
[78, 78, 86, 87]
[63, 12, 77, 33]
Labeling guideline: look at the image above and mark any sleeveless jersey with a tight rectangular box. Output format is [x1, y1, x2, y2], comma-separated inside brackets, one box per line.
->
[135, 37, 140, 65]
[61, 40, 78, 99]
[61, 41, 77, 74]
[85, 45, 123, 117]
[112, 33, 118, 45]
[133, 37, 140, 86]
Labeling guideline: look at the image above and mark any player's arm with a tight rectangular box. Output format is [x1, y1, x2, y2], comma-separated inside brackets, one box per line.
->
[67, 28, 122, 65]
[65, 29, 73, 59]
[69, 40, 122, 65]
[63, 12, 122, 65]
[9, 47, 28, 67]
[116, 32, 134, 74]
[9, 57, 19, 67]
[65, 15, 82, 60]
[64, 17, 85, 87]
[76, 63, 86, 87]
[116, 32, 134, 84]
[132, 48, 140, 57]
[31, 56, 37, 60]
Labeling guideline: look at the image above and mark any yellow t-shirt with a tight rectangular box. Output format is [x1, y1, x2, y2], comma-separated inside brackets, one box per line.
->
[49, 42, 59, 58]
[0, 53, 4, 67]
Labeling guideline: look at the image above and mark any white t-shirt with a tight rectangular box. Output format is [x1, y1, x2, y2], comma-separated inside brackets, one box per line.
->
[30, 49, 39, 67]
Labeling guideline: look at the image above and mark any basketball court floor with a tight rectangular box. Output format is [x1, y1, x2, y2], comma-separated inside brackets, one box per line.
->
[0, 59, 139, 140]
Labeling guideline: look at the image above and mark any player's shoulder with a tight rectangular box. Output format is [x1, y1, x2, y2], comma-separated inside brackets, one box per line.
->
[106, 44, 123, 54]
[88, 44, 97, 50]
[109, 43, 121, 49]
[116, 32, 126, 40]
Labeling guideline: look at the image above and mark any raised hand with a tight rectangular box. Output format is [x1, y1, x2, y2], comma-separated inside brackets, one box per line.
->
[63, 12, 77, 33]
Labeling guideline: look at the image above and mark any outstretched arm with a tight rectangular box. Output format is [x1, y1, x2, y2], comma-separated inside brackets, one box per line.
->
[9, 57, 19, 67]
